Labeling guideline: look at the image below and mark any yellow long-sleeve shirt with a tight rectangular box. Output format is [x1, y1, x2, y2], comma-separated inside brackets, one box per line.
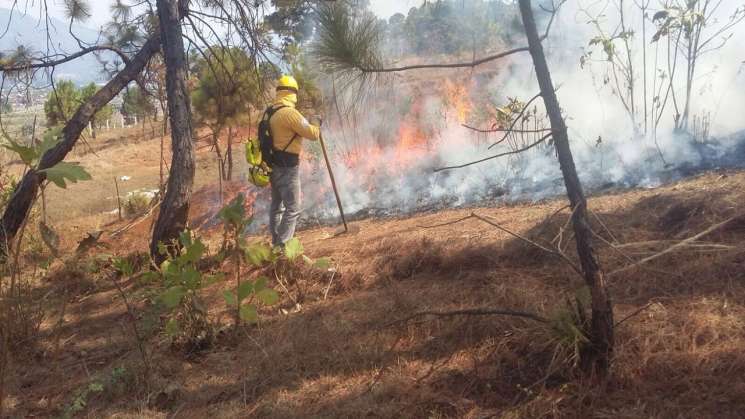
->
[270, 91, 320, 155]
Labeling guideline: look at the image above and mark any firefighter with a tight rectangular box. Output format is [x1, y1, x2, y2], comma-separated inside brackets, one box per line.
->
[266, 75, 321, 248]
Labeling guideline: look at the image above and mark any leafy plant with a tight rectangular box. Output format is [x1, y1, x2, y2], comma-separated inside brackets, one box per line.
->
[62, 365, 136, 418]
[147, 231, 221, 349]
[218, 193, 279, 325]
[1, 134, 92, 188]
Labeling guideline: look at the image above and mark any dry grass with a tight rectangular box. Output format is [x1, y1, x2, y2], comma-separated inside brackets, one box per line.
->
[4, 147, 745, 418]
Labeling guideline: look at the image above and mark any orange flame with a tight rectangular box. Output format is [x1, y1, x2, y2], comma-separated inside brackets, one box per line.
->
[442, 79, 473, 124]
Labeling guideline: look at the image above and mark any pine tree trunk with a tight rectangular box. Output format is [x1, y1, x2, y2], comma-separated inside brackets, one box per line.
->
[150, 0, 195, 260]
[226, 126, 233, 181]
[518, 0, 614, 377]
[212, 129, 226, 181]
[0, 35, 161, 258]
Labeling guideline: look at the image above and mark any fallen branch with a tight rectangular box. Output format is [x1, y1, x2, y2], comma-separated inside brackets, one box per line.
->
[614, 302, 656, 327]
[471, 212, 583, 276]
[109, 200, 162, 238]
[418, 214, 474, 229]
[385, 308, 549, 328]
[608, 214, 743, 277]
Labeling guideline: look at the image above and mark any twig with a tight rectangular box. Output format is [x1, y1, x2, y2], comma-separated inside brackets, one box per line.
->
[110, 271, 151, 386]
[385, 308, 548, 328]
[434, 133, 552, 172]
[419, 214, 474, 229]
[323, 271, 336, 300]
[462, 124, 550, 134]
[590, 228, 680, 278]
[614, 302, 656, 327]
[590, 210, 619, 245]
[109, 200, 162, 237]
[273, 270, 299, 307]
[487, 92, 544, 149]
[608, 214, 743, 276]
[471, 212, 583, 276]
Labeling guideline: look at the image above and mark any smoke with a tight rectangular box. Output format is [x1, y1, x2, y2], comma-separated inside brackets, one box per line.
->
[255, 1, 745, 227]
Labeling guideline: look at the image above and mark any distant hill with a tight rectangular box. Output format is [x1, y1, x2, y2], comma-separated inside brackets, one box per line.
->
[0, 7, 108, 84]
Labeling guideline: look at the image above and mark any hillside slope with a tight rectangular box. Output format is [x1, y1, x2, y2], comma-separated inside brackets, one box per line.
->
[5, 167, 745, 418]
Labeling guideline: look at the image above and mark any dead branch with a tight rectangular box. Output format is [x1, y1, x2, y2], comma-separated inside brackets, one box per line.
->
[0, 45, 131, 72]
[419, 211, 583, 276]
[359, 46, 530, 73]
[462, 124, 550, 134]
[614, 302, 656, 327]
[434, 132, 552, 172]
[418, 215, 474, 229]
[354, 1, 563, 73]
[385, 308, 549, 328]
[608, 214, 744, 277]
[487, 91, 544, 149]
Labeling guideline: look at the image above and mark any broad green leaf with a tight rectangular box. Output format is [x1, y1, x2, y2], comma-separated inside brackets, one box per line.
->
[165, 318, 179, 336]
[284, 238, 303, 261]
[256, 288, 279, 305]
[218, 193, 246, 227]
[253, 276, 268, 292]
[181, 266, 201, 289]
[157, 242, 168, 255]
[237, 281, 254, 302]
[40, 162, 92, 189]
[223, 290, 238, 307]
[244, 242, 272, 266]
[2, 139, 38, 165]
[161, 285, 186, 309]
[313, 257, 331, 270]
[239, 304, 258, 323]
[182, 238, 206, 264]
[160, 259, 178, 280]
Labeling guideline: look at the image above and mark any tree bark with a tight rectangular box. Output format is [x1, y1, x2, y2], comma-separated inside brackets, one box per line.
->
[518, 0, 614, 377]
[212, 129, 226, 181]
[150, 0, 196, 260]
[0, 35, 162, 258]
[226, 126, 233, 181]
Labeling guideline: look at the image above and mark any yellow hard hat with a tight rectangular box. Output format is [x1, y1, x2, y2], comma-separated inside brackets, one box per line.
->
[277, 75, 299, 93]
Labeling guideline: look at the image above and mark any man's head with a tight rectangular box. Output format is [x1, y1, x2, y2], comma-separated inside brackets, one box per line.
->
[276, 75, 299, 105]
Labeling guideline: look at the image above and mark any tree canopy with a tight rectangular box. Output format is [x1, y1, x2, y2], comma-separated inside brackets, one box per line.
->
[191, 47, 261, 129]
[43, 80, 80, 127]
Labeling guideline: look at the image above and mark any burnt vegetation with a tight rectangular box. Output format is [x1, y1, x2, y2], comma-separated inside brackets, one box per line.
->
[1, 0, 745, 417]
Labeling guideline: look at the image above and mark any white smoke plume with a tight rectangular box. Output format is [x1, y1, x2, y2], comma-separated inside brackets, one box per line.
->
[256, 1, 745, 226]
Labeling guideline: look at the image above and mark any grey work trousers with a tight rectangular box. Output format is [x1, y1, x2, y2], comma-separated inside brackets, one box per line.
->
[269, 165, 301, 247]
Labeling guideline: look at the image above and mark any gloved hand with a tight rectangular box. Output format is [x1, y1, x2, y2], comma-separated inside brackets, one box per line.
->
[310, 114, 323, 127]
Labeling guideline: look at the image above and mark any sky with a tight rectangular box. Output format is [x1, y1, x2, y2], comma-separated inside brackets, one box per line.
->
[0, 0, 420, 28]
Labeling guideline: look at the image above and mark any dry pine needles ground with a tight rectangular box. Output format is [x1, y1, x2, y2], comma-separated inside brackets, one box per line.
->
[4, 170, 745, 418]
